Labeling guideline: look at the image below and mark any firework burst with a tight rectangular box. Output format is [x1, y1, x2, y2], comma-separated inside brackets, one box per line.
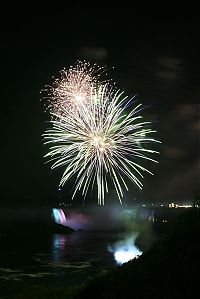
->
[43, 61, 109, 118]
[42, 62, 159, 205]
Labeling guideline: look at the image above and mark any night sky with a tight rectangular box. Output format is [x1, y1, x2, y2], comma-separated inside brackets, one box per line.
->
[1, 5, 199, 207]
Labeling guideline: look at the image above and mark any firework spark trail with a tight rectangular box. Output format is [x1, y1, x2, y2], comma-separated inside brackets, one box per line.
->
[43, 62, 159, 205]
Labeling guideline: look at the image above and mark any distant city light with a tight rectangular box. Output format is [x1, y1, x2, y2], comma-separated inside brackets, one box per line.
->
[169, 202, 192, 208]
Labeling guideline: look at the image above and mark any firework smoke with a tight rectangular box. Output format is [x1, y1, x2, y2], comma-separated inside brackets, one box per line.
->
[42, 61, 159, 205]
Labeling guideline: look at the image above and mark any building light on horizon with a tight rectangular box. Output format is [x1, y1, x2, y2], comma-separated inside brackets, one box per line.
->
[169, 202, 192, 209]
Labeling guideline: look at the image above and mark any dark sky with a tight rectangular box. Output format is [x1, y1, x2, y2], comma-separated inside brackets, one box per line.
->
[1, 5, 199, 207]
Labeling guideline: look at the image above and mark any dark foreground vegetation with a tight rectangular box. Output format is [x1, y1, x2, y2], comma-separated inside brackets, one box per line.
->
[75, 208, 200, 299]
[1, 208, 200, 299]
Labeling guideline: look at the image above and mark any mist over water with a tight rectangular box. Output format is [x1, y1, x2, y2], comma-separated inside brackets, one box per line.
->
[108, 233, 142, 265]
[0, 204, 156, 295]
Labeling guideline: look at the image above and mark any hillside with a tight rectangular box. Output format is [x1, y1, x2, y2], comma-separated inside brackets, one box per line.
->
[75, 208, 200, 299]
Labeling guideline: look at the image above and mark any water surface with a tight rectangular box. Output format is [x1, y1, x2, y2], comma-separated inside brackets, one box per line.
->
[0, 231, 120, 296]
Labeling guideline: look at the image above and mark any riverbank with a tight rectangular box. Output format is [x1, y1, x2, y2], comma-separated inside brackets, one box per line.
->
[75, 208, 200, 298]
[1, 208, 199, 298]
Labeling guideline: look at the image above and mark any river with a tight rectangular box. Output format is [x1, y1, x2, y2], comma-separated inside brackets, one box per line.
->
[0, 205, 171, 296]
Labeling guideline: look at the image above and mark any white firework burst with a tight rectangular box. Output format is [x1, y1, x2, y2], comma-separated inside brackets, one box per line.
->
[43, 61, 109, 119]
[43, 74, 159, 205]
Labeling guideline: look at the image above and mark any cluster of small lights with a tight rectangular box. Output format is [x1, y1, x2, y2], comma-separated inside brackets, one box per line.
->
[43, 61, 159, 205]
[169, 203, 193, 208]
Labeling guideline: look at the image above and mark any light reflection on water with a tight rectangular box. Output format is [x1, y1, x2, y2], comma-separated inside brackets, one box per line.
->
[52, 234, 67, 261]
[0, 206, 155, 295]
[0, 231, 120, 295]
[0, 205, 158, 296]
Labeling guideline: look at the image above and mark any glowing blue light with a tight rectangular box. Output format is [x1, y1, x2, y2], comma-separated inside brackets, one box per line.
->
[109, 234, 143, 265]
[114, 247, 142, 265]
[52, 208, 67, 226]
